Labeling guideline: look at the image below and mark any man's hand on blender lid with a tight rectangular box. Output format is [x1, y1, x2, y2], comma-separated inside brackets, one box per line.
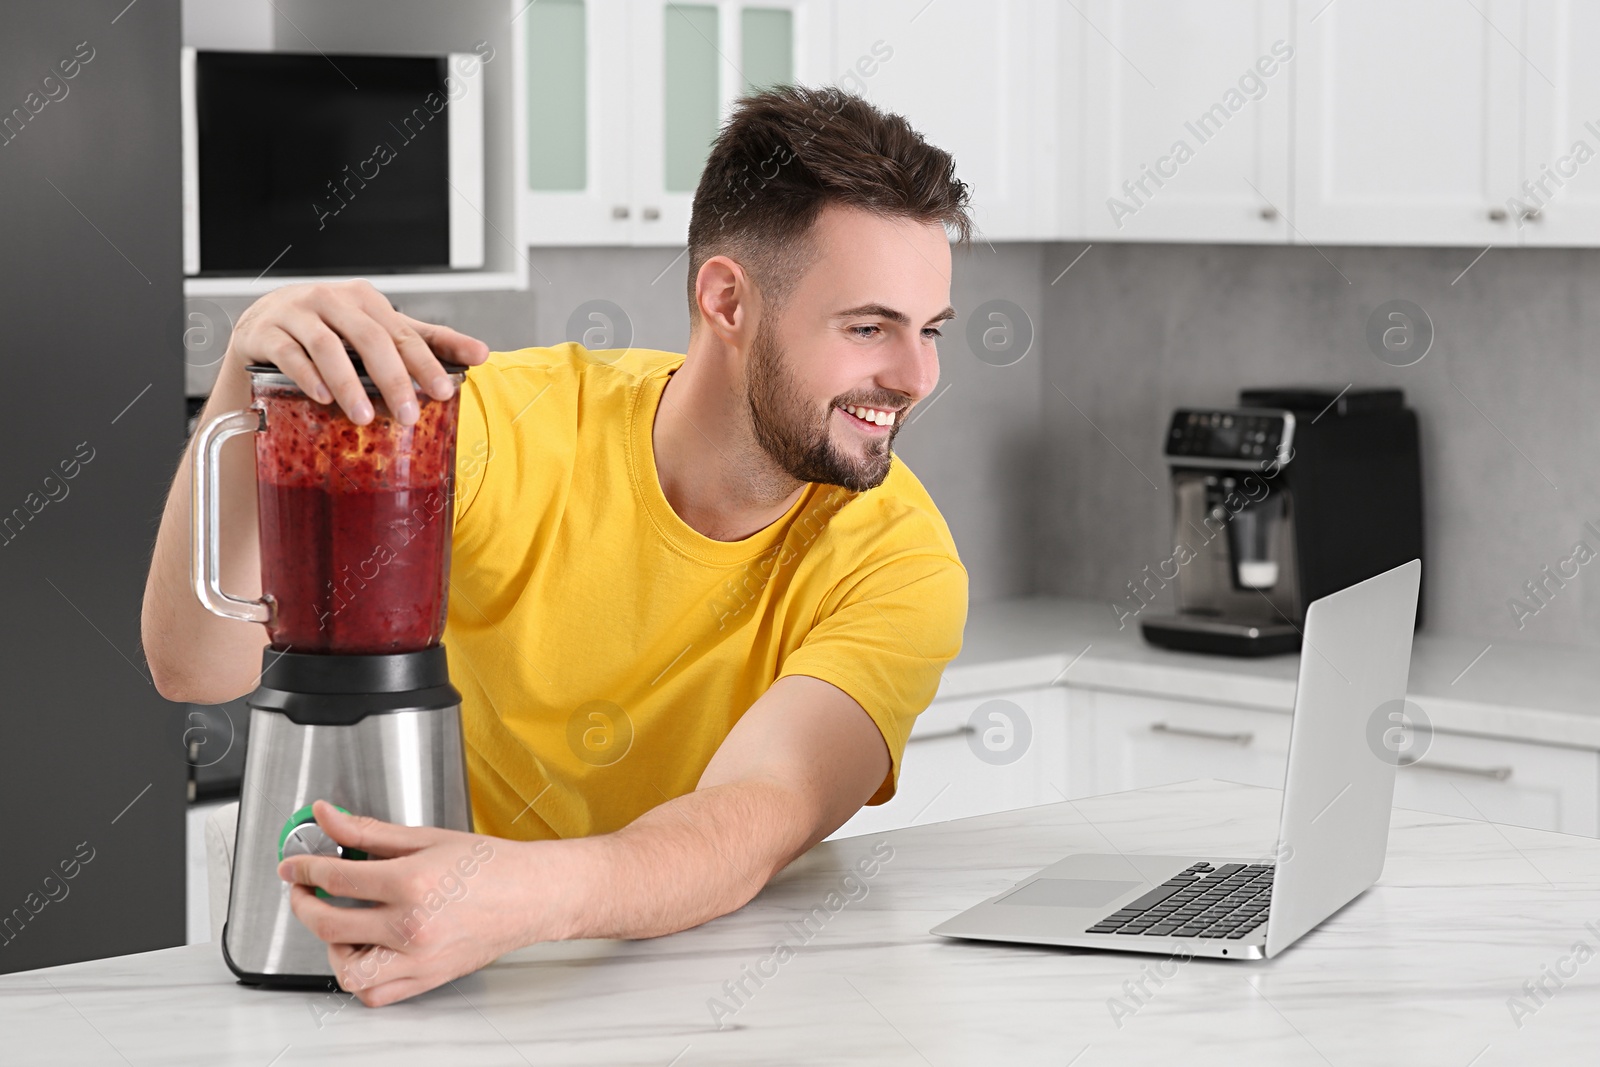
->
[225, 279, 491, 426]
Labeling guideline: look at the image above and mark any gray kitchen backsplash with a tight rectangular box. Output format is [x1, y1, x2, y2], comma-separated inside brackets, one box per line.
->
[185, 238, 1599, 650]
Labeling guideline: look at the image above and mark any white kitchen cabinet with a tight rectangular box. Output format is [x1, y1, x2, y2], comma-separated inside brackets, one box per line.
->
[1291, 0, 1522, 246]
[833, 0, 1064, 241]
[1517, 1, 1600, 245]
[1080, 0, 1291, 243]
[826, 687, 1068, 841]
[524, 0, 636, 244]
[524, 0, 832, 246]
[629, 0, 835, 246]
[1065, 688, 1293, 797]
[186, 799, 231, 944]
[1392, 723, 1600, 837]
[1068, 686, 1600, 837]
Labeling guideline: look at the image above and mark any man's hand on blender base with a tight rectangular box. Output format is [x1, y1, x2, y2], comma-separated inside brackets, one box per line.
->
[226, 280, 490, 425]
[278, 800, 588, 1007]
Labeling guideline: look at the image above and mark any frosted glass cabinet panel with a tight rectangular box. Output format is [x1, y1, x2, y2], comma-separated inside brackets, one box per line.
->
[523, 0, 636, 244]
[527, 0, 588, 192]
[742, 6, 794, 92]
[629, 0, 830, 246]
[515, 1, 843, 247]
[663, 4, 722, 193]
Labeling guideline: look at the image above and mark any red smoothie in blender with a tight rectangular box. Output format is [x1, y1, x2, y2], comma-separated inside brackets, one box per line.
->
[254, 384, 459, 654]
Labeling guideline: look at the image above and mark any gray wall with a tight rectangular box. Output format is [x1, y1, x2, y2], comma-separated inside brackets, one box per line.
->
[193, 237, 1600, 651]
[190, 241, 1052, 606]
[1039, 242, 1599, 651]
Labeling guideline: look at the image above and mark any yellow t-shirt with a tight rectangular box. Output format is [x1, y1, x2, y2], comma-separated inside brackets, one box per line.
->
[445, 343, 968, 841]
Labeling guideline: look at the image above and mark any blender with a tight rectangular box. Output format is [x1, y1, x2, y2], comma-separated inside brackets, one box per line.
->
[191, 358, 474, 988]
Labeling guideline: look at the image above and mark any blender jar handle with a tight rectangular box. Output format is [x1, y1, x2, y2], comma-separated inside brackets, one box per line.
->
[191, 407, 273, 624]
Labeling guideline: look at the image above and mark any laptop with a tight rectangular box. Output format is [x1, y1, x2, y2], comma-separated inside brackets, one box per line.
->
[932, 559, 1421, 961]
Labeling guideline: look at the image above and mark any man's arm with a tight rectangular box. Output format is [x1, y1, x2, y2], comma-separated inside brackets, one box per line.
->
[280, 674, 894, 1005]
[569, 673, 891, 939]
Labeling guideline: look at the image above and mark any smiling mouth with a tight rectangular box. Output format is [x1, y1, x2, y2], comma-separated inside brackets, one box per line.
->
[836, 403, 901, 431]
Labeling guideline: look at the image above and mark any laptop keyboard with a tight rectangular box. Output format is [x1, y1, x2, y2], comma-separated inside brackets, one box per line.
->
[1085, 862, 1273, 940]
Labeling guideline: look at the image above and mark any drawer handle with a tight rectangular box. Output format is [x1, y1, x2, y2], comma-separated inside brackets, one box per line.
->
[1149, 722, 1253, 746]
[1398, 757, 1512, 781]
[909, 724, 977, 744]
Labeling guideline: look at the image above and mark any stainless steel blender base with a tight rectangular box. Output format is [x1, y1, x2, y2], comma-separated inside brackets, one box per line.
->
[222, 703, 472, 986]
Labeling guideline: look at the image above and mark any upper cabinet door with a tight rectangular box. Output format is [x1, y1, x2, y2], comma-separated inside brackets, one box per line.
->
[524, 0, 636, 245]
[630, 0, 833, 247]
[834, 0, 1061, 242]
[1519, 1, 1600, 246]
[1057, 9, 1085, 238]
[1293, 0, 1522, 247]
[1080, 0, 1291, 243]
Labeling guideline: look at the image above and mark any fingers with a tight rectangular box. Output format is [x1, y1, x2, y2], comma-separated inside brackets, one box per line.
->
[326, 937, 425, 1004]
[310, 798, 445, 859]
[280, 852, 384, 903]
[368, 305, 458, 403]
[275, 310, 370, 422]
[231, 280, 486, 427]
[250, 325, 333, 404]
[287, 883, 395, 948]
[349, 975, 433, 1008]
[325, 282, 484, 417]
[329, 942, 441, 1007]
[323, 922, 429, 1007]
[312, 288, 418, 424]
[403, 315, 491, 369]
[330, 942, 390, 996]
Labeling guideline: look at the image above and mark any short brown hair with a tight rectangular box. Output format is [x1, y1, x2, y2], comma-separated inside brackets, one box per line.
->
[686, 85, 973, 327]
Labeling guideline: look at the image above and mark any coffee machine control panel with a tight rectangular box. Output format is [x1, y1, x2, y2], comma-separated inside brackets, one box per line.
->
[1165, 408, 1295, 466]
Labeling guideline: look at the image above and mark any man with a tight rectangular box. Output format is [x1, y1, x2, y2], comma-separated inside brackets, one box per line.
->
[141, 85, 972, 1006]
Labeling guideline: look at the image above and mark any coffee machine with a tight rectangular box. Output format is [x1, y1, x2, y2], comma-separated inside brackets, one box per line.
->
[1139, 387, 1423, 656]
[192, 360, 474, 988]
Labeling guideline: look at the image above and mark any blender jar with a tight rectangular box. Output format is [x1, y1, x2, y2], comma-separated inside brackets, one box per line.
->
[192, 360, 466, 654]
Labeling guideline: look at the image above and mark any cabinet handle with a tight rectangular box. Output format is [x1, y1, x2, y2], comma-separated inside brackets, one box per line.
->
[1487, 207, 1509, 222]
[1398, 757, 1512, 781]
[1149, 722, 1253, 746]
[642, 206, 661, 221]
[1521, 208, 1543, 223]
[1259, 206, 1279, 221]
[612, 205, 630, 220]
[908, 724, 976, 744]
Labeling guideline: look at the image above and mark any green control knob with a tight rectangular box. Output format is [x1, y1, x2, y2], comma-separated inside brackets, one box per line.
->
[278, 804, 368, 901]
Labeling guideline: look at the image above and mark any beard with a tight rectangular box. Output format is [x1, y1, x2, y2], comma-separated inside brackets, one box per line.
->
[744, 316, 901, 492]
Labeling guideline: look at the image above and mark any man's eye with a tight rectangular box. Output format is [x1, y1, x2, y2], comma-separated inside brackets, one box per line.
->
[923, 327, 944, 338]
[850, 325, 881, 338]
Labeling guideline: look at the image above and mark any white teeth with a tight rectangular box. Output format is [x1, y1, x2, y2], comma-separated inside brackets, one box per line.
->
[843, 404, 896, 426]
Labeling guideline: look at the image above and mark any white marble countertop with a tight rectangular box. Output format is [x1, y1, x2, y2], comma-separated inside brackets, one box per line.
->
[937, 597, 1600, 750]
[7, 778, 1600, 1065]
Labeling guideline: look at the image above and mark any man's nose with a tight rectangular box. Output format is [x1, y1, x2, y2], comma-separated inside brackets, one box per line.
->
[880, 335, 939, 404]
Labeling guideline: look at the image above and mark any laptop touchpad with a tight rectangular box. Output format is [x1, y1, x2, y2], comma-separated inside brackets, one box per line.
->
[996, 878, 1142, 908]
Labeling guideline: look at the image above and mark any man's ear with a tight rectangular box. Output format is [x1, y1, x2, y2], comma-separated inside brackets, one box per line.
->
[694, 255, 758, 347]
